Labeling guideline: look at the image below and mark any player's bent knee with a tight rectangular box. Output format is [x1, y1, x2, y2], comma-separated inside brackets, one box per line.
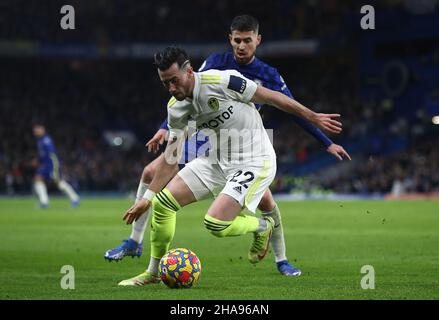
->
[151, 197, 176, 220]
[142, 165, 155, 184]
[151, 189, 181, 216]
[258, 191, 276, 212]
[203, 214, 231, 238]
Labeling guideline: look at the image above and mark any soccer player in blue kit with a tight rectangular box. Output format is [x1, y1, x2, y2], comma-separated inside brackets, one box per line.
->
[105, 15, 351, 278]
[32, 124, 80, 208]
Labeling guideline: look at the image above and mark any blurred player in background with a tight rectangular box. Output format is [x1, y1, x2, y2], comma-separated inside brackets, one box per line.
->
[104, 15, 350, 277]
[32, 123, 80, 208]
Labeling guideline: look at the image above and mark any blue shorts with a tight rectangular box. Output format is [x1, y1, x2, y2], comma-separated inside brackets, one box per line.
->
[36, 164, 62, 181]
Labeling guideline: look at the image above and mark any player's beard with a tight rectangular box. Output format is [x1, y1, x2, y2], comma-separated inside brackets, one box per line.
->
[173, 92, 185, 101]
[235, 52, 252, 65]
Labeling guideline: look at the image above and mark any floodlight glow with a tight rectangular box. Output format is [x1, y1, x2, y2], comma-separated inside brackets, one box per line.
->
[113, 137, 123, 146]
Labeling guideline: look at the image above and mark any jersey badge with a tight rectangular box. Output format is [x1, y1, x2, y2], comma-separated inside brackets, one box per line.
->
[207, 97, 219, 112]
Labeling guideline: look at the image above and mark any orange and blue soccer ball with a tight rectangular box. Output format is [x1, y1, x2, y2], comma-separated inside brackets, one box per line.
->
[159, 248, 201, 289]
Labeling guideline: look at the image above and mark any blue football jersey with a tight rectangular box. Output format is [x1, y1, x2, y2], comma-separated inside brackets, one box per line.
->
[198, 51, 293, 110]
[37, 134, 58, 165]
[160, 51, 333, 147]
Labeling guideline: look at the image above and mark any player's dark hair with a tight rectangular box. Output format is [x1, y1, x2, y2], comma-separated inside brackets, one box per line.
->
[230, 15, 259, 34]
[32, 121, 45, 128]
[153, 47, 190, 71]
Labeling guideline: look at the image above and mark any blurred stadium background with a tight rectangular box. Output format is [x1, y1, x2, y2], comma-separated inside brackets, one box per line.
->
[1, 0, 438, 200]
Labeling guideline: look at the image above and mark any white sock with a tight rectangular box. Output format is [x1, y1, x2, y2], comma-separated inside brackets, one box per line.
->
[129, 182, 150, 244]
[262, 205, 287, 263]
[135, 182, 149, 202]
[57, 180, 79, 201]
[147, 257, 160, 275]
[34, 181, 49, 205]
[130, 206, 151, 244]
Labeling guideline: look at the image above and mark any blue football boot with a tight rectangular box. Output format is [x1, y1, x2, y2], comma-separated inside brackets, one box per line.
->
[104, 239, 143, 261]
[71, 199, 80, 208]
[276, 260, 302, 276]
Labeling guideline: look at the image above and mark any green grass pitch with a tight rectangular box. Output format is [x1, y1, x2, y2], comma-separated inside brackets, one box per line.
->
[0, 198, 438, 300]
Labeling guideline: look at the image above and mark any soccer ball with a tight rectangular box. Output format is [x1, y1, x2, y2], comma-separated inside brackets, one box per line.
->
[159, 248, 201, 289]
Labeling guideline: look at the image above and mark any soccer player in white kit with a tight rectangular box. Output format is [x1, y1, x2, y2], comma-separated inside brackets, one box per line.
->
[119, 47, 343, 285]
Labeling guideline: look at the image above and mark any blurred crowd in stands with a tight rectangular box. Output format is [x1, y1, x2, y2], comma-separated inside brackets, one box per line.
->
[326, 139, 439, 194]
[1, 54, 437, 195]
[2, 0, 437, 43]
[1, 0, 438, 196]
[0, 0, 355, 43]
[272, 137, 439, 195]
[0, 59, 170, 194]
[0, 56, 352, 194]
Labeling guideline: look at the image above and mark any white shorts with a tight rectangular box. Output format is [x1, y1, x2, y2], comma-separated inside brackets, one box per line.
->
[178, 156, 276, 213]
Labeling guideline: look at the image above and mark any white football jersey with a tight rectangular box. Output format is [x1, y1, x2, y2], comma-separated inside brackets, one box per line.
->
[167, 69, 275, 166]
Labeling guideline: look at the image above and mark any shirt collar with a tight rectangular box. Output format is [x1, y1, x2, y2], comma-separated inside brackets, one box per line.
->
[191, 72, 201, 105]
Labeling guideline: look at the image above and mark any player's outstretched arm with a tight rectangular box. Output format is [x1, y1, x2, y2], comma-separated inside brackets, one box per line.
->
[251, 86, 342, 134]
[123, 136, 184, 224]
